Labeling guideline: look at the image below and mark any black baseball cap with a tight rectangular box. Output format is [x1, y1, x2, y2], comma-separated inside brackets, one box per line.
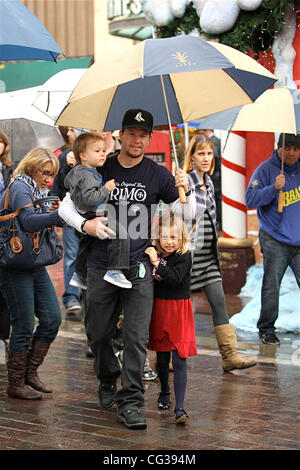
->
[278, 133, 300, 149]
[122, 109, 153, 133]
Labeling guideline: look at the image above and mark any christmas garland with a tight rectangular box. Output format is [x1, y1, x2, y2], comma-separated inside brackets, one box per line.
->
[157, 0, 299, 53]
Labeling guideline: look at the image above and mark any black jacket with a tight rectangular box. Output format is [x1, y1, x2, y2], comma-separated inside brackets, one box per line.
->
[51, 147, 73, 199]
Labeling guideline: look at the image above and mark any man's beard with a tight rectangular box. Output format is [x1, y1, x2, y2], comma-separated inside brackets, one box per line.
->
[126, 149, 144, 159]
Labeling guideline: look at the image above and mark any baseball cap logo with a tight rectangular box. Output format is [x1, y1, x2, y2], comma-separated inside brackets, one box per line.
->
[134, 112, 145, 123]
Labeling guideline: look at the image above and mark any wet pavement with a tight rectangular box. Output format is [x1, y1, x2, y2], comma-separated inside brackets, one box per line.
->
[0, 256, 299, 453]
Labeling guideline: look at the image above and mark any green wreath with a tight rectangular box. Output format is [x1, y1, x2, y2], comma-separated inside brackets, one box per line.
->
[157, 0, 298, 53]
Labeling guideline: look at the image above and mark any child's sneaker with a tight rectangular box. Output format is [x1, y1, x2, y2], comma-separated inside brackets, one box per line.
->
[103, 270, 132, 288]
[142, 357, 158, 381]
[174, 408, 190, 424]
[69, 273, 87, 290]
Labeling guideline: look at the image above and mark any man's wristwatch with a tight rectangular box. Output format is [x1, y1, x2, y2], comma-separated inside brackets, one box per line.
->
[185, 189, 191, 196]
[81, 219, 87, 234]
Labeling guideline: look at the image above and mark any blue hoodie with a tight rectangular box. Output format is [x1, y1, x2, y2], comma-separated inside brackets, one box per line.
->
[246, 150, 300, 246]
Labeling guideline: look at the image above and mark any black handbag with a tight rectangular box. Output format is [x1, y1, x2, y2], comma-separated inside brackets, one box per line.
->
[0, 186, 63, 270]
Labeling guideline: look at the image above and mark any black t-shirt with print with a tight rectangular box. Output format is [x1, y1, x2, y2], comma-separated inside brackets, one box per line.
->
[86, 154, 179, 269]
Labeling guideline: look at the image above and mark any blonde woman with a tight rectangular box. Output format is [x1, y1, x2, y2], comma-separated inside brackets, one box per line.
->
[0, 148, 63, 400]
[145, 214, 197, 424]
[184, 134, 256, 372]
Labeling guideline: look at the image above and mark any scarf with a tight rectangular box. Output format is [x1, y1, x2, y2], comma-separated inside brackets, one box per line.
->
[187, 167, 217, 251]
[14, 173, 52, 208]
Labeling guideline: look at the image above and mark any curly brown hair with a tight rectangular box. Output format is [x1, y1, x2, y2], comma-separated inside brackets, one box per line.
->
[0, 130, 12, 167]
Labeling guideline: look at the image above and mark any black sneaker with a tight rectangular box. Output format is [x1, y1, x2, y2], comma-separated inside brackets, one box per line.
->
[98, 383, 116, 408]
[259, 332, 280, 345]
[117, 408, 147, 429]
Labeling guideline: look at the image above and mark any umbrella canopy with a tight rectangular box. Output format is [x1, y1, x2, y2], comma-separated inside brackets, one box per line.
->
[0, 69, 87, 125]
[0, 0, 63, 61]
[193, 88, 300, 134]
[0, 88, 54, 125]
[56, 35, 277, 131]
[32, 68, 88, 121]
[0, 119, 64, 165]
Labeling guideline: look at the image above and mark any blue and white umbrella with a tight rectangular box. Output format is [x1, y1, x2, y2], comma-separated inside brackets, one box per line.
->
[0, 0, 63, 61]
[56, 35, 277, 131]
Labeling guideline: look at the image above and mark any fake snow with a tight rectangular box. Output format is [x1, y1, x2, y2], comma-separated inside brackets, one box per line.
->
[230, 264, 300, 333]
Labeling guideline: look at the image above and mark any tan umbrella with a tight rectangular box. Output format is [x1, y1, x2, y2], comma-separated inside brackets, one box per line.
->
[56, 35, 276, 202]
[56, 35, 276, 132]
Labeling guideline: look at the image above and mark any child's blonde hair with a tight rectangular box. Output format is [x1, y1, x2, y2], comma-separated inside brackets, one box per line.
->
[73, 132, 105, 165]
[153, 213, 190, 255]
[183, 134, 215, 175]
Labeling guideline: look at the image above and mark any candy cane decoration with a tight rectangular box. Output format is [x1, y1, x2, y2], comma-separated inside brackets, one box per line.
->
[220, 130, 247, 239]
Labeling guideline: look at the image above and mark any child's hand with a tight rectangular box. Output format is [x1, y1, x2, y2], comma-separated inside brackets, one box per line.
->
[105, 179, 116, 192]
[145, 247, 159, 266]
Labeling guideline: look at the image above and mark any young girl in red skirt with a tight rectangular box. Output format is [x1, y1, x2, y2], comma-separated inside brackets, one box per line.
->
[145, 214, 197, 424]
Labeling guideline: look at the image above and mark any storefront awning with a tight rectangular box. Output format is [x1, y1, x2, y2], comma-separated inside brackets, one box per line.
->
[0, 56, 93, 92]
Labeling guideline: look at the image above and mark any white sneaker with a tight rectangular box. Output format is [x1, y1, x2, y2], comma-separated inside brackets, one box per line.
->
[143, 357, 158, 381]
[103, 270, 132, 288]
[69, 273, 87, 290]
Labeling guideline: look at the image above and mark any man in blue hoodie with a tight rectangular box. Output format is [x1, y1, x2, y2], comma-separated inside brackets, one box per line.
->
[246, 133, 300, 345]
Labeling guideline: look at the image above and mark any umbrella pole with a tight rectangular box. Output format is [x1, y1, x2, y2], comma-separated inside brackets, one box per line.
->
[151, 27, 186, 203]
[159, 76, 186, 203]
[278, 133, 285, 213]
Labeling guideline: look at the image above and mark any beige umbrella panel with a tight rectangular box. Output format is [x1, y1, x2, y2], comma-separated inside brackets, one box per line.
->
[56, 35, 277, 131]
[194, 87, 300, 134]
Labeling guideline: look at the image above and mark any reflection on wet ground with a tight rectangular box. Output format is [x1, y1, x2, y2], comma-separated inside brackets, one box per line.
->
[0, 260, 299, 451]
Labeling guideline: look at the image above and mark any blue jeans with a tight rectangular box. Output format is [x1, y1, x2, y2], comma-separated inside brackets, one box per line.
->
[258, 230, 300, 334]
[0, 266, 61, 351]
[62, 225, 81, 307]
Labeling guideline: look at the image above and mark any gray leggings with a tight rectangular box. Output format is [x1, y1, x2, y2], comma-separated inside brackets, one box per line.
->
[202, 281, 229, 327]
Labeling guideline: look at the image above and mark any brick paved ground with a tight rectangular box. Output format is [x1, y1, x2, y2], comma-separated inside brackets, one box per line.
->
[0, 257, 299, 455]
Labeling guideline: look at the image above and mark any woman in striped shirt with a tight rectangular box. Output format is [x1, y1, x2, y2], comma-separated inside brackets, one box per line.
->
[183, 134, 256, 372]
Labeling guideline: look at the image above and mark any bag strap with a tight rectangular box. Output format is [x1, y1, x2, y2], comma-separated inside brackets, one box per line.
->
[0, 187, 58, 223]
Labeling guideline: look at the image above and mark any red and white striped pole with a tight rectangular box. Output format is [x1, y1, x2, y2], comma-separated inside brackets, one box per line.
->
[220, 131, 247, 239]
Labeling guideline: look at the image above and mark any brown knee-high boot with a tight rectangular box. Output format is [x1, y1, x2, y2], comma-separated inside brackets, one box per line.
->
[215, 324, 257, 372]
[7, 350, 42, 400]
[25, 340, 52, 393]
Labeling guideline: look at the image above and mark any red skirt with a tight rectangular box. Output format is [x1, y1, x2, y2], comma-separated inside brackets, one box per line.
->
[148, 298, 197, 359]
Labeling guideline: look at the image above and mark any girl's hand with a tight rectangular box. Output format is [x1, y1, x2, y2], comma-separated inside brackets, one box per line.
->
[145, 247, 159, 267]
